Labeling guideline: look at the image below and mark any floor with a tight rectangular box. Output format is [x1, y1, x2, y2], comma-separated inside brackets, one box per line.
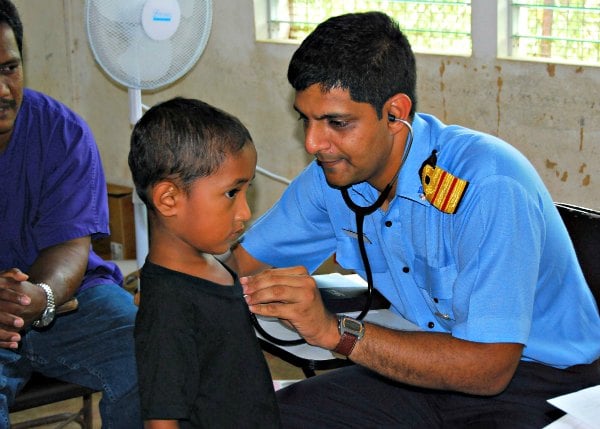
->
[8, 352, 308, 428]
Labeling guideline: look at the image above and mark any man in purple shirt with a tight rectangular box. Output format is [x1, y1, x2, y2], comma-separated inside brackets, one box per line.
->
[0, 1, 141, 427]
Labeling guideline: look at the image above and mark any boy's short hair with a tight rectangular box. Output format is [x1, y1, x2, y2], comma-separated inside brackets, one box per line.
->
[287, 11, 417, 119]
[128, 97, 253, 208]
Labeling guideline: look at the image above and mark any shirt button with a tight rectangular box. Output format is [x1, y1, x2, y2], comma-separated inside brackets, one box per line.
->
[433, 298, 439, 303]
[402, 266, 409, 273]
[385, 220, 392, 227]
[428, 322, 435, 329]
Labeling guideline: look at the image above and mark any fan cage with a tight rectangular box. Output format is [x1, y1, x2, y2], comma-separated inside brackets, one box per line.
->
[86, 0, 212, 90]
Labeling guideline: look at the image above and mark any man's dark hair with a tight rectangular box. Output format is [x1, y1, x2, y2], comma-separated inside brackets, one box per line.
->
[0, 0, 23, 57]
[128, 97, 253, 209]
[288, 11, 417, 119]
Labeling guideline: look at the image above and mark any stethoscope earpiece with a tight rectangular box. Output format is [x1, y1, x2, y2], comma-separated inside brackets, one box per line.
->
[388, 113, 397, 122]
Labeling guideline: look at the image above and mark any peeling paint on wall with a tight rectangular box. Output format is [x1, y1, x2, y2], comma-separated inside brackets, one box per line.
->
[545, 159, 592, 187]
[580, 164, 591, 187]
[547, 63, 556, 77]
[582, 175, 591, 186]
[579, 118, 585, 151]
[439, 60, 447, 122]
[496, 76, 504, 135]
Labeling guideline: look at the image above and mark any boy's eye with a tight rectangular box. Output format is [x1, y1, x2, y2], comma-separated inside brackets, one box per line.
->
[226, 188, 240, 199]
[297, 116, 308, 127]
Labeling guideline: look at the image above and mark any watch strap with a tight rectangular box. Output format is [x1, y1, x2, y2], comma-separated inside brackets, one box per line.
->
[333, 315, 364, 357]
[32, 282, 55, 328]
[333, 332, 359, 357]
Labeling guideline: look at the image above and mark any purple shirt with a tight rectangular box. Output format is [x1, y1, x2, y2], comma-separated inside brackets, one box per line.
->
[0, 89, 122, 290]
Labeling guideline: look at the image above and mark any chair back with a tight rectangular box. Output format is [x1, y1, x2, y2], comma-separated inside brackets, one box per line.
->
[555, 202, 600, 310]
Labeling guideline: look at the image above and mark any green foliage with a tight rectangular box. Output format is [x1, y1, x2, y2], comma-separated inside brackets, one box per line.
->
[513, 1, 600, 63]
[271, 0, 600, 63]
[283, 0, 472, 55]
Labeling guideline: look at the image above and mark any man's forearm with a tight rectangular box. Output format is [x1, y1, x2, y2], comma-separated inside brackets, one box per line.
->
[19, 236, 91, 326]
[340, 323, 523, 396]
[28, 236, 90, 306]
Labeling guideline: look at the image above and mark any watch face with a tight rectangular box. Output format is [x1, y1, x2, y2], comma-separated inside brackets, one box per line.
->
[345, 319, 362, 331]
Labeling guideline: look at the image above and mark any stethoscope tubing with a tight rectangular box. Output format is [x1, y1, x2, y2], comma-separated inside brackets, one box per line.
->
[252, 119, 414, 346]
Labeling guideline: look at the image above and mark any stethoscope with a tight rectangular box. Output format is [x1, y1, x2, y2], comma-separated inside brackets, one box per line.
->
[252, 115, 414, 346]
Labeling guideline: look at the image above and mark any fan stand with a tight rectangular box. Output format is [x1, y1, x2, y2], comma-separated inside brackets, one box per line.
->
[128, 88, 149, 269]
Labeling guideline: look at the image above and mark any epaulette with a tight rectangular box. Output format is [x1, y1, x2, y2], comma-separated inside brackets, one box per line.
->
[419, 150, 468, 214]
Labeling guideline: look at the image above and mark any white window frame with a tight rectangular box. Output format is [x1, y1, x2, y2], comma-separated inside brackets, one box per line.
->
[255, 0, 475, 55]
[254, 1, 599, 66]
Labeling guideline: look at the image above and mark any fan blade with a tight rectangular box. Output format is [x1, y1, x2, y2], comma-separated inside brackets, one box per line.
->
[94, 0, 145, 23]
[179, 0, 195, 18]
[117, 36, 173, 85]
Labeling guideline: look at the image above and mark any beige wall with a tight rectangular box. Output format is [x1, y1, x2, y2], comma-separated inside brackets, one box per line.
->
[14, 0, 600, 217]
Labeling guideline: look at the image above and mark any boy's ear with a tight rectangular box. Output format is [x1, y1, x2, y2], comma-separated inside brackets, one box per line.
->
[152, 181, 179, 217]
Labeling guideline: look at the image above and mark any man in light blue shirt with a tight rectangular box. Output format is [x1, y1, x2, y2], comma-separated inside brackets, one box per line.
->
[229, 11, 600, 428]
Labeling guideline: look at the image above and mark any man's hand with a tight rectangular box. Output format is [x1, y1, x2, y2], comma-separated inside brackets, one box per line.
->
[0, 268, 34, 348]
[240, 266, 340, 349]
[0, 237, 90, 349]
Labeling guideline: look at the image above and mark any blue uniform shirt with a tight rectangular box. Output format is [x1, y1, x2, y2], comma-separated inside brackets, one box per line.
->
[242, 113, 600, 369]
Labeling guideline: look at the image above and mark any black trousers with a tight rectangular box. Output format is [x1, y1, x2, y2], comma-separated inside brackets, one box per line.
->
[276, 359, 600, 428]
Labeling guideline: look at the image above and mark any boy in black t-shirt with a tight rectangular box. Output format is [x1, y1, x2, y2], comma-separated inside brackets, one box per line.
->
[129, 97, 280, 428]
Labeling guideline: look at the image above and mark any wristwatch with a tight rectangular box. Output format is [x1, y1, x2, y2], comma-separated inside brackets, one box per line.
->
[32, 282, 56, 328]
[333, 315, 365, 357]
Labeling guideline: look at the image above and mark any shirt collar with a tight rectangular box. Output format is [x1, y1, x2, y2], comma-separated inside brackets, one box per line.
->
[395, 113, 433, 206]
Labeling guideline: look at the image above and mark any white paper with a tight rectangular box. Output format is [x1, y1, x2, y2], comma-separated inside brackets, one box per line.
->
[272, 379, 301, 391]
[543, 414, 596, 429]
[313, 272, 367, 288]
[545, 385, 600, 428]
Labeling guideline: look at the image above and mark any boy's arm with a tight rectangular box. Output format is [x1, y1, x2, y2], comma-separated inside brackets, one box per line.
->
[145, 420, 179, 429]
[223, 243, 271, 276]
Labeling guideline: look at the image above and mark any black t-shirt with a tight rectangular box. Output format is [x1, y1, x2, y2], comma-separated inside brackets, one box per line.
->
[134, 260, 281, 428]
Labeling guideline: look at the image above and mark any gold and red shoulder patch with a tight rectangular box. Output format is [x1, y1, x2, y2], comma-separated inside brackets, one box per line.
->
[419, 151, 468, 214]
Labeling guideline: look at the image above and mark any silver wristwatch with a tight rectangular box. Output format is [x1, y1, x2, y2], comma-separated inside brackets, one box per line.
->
[333, 315, 365, 357]
[32, 282, 56, 328]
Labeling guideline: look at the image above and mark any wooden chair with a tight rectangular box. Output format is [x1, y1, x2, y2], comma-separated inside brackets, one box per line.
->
[8, 297, 100, 429]
[9, 372, 98, 429]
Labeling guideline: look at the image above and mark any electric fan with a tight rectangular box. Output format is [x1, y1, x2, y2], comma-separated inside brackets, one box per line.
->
[85, 0, 213, 267]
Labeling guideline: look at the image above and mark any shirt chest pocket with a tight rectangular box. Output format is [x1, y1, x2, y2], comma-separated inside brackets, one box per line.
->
[412, 256, 457, 322]
[334, 235, 389, 274]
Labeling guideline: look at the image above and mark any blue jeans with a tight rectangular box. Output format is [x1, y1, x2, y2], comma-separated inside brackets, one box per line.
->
[0, 284, 142, 429]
